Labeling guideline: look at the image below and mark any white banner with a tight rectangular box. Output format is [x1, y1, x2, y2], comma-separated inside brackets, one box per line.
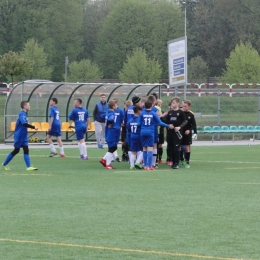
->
[168, 37, 187, 87]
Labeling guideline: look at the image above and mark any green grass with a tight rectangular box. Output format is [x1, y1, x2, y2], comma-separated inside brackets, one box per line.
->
[0, 146, 260, 259]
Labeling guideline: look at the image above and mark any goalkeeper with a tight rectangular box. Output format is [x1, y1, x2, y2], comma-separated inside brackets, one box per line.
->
[179, 100, 197, 168]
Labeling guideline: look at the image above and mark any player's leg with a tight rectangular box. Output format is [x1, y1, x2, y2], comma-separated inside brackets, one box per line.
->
[105, 145, 117, 169]
[171, 135, 181, 169]
[94, 121, 102, 148]
[158, 143, 163, 164]
[76, 128, 88, 159]
[56, 134, 65, 158]
[129, 151, 136, 169]
[2, 146, 20, 170]
[47, 133, 58, 157]
[22, 145, 38, 170]
[135, 138, 143, 169]
[113, 129, 121, 162]
[152, 142, 158, 169]
[184, 144, 191, 168]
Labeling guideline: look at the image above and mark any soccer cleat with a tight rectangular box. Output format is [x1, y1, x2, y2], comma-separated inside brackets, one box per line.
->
[129, 166, 135, 170]
[49, 151, 58, 157]
[134, 162, 142, 169]
[171, 164, 179, 169]
[105, 165, 113, 170]
[99, 158, 106, 167]
[26, 166, 38, 171]
[143, 166, 149, 170]
[155, 163, 159, 169]
[185, 163, 190, 169]
[60, 154, 66, 158]
[81, 156, 88, 160]
[151, 166, 155, 170]
[115, 157, 121, 162]
[2, 163, 10, 170]
[178, 160, 184, 167]
[100, 145, 104, 149]
[158, 160, 163, 164]
[167, 161, 172, 166]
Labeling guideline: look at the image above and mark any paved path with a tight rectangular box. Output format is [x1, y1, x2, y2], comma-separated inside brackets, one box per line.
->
[0, 140, 259, 149]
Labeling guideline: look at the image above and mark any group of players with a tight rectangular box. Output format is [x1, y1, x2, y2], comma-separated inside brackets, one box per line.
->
[1, 93, 197, 171]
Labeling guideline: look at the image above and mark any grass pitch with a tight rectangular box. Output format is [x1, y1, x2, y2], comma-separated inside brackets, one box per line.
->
[0, 145, 260, 260]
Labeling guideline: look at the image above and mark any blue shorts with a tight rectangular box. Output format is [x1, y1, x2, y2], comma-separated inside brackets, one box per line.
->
[75, 126, 86, 140]
[47, 130, 61, 137]
[107, 141, 117, 148]
[130, 136, 142, 152]
[14, 140, 28, 148]
[141, 134, 154, 147]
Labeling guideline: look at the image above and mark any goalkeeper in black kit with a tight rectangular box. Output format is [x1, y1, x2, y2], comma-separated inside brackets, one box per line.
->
[179, 100, 197, 168]
[162, 97, 187, 169]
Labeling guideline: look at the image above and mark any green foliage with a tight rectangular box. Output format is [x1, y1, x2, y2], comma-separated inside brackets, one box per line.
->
[118, 48, 162, 83]
[0, 51, 33, 84]
[223, 42, 260, 83]
[66, 59, 103, 82]
[10, 39, 53, 81]
[94, 0, 183, 78]
[188, 55, 209, 82]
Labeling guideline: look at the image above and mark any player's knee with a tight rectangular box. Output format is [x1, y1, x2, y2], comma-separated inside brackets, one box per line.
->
[108, 146, 117, 153]
[11, 148, 20, 156]
[22, 146, 29, 154]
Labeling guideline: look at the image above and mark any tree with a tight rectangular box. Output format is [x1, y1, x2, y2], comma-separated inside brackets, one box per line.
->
[12, 38, 53, 81]
[0, 51, 33, 85]
[94, 0, 183, 78]
[222, 42, 260, 83]
[188, 56, 209, 82]
[118, 48, 162, 83]
[66, 59, 103, 82]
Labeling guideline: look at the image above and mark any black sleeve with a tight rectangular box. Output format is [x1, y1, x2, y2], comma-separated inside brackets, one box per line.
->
[179, 111, 187, 128]
[23, 123, 36, 129]
[191, 114, 197, 134]
[93, 105, 98, 121]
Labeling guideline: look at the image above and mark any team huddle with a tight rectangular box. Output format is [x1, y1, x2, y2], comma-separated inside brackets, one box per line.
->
[2, 94, 197, 171]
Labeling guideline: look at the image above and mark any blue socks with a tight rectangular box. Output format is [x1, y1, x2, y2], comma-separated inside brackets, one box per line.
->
[147, 151, 153, 168]
[143, 151, 147, 167]
[24, 154, 31, 167]
[3, 153, 14, 166]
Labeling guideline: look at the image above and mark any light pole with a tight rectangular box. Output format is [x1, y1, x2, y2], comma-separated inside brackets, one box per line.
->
[183, 1, 188, 99]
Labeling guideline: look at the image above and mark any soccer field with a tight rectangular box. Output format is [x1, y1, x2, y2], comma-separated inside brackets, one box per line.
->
[0, 145, 259, 260]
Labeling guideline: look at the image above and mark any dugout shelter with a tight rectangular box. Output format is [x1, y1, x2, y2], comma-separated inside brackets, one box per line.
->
[4, 82, 166, 143]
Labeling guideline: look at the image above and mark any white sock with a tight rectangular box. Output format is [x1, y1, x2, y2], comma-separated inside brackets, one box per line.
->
[113, 150, 119, 159]
[78, 143, 81, 155]
[136, 151, 143, 163]
[59, 146, 64, 155]
[103, 152, 108, 160]
[152, 148, 157, 166]
[80, 143, 87, 157]
[106, 153, 113, 166]
[130, 153, 136, 167]
[49, 143, 56, 152]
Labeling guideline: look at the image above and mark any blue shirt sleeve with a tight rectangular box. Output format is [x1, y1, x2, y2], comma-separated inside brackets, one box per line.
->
[153, 112, 169, 128]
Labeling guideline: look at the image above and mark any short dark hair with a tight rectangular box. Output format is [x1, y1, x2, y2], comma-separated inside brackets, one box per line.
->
[147, 95, 156, 103]
[133, 105, 142, 114]
[20, 101, 28, 109]
[74, 98, 82, 104]
[151, 92, 158, 100]
[51, 97, 58, 104]
[145, 100, 152, 109]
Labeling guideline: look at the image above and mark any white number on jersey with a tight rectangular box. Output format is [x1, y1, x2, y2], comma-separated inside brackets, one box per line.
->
[78, 112, 85, 121]
[144, 117, 151, 125]
[131, 125, 137, 133]
[56, 111, 60, 120]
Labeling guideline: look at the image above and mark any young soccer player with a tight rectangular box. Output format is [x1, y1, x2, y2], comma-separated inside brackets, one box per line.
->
[46, 98, 65, 158]
[155, 99, 164, 164]
[121, 100, 132, 162]
[179, 100, 197, 168]
[162, 97, 187, 169]
[68, 98, 90, 160]
[140, 100, 173, 170]
[2, 101, 38, 170]
[112, 98, 124, 162]
[99, 100, 118, 169]
[127, 105, 143, 170]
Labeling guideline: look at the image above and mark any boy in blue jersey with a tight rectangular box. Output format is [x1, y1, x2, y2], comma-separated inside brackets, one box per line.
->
[127, 105, 143, 170]
[46, 98, 65, 158]
[99, 100, 118, 169]
[2, 101, 38, 170]
[68, 98, 90, 160]
[112, 98, 124, 162]
[140, 100, 173, 170]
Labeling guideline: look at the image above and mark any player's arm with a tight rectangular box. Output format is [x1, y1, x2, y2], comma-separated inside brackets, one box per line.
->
[154, 112, 172, 129]
[48, 117, 54, 131]
[175, 111, 187, 132]
[23, 123, 38, 130]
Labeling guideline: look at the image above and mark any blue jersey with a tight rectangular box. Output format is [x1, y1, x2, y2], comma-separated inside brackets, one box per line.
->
[14, 110, 29, 143]
[140, 109, 168, 135]
[124, 105, 135, 124]
[127, 116, 141, 138]
[114, 107, 124, 129]
[103, 109, 116, 144]
[49, 106, 61, 132]
[68, 107, 89, 128]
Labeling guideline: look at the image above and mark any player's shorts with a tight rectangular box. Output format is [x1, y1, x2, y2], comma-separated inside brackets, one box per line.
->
[141, 133, 154, 147]
[75, 126, 86, 140]
[181, 132, 192, 145]
[14, 140, 28, 148]
[47, 130, 62, 137]
[107, 140, 117, 148]
[158, 133, 164, 144]
[115, 128, 121, 143]
[130, 136, 142, 152]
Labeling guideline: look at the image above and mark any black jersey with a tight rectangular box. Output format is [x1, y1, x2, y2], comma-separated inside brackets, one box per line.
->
[182, 110, 197, 134]
[163, 109, 187, 129]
